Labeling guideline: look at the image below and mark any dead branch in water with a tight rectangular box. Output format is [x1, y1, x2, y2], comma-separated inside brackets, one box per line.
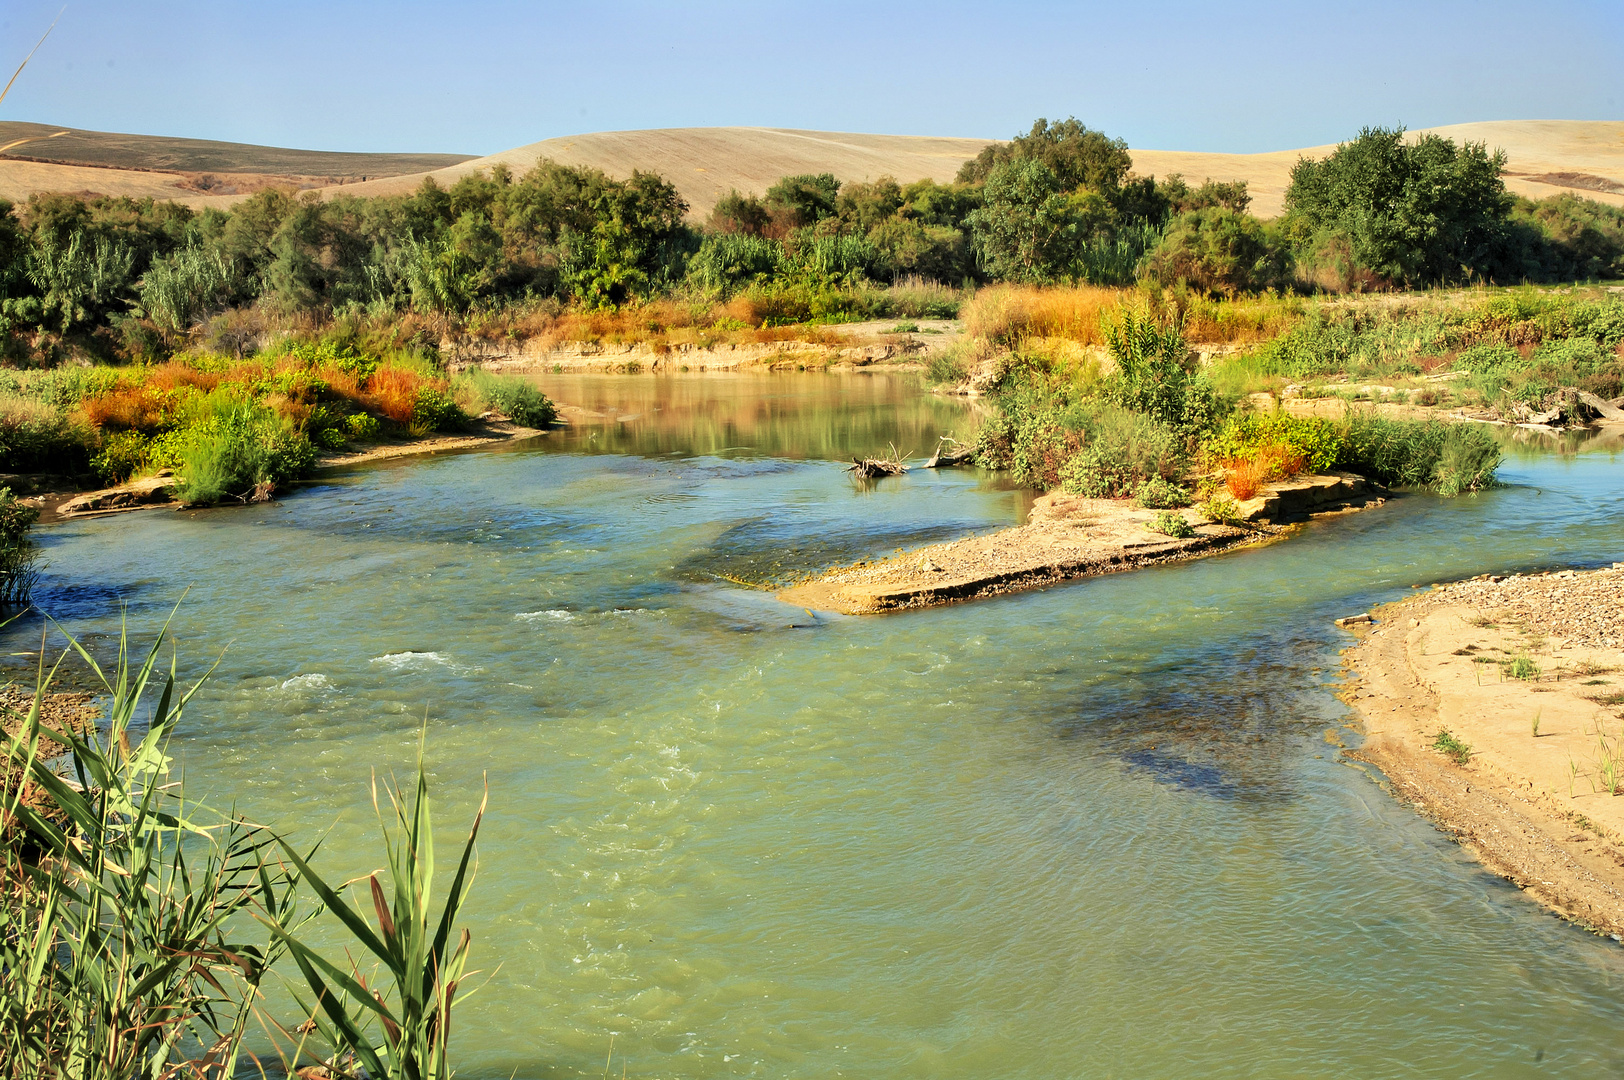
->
[848, 442, 909, 479]
[923, 436, 975, 469]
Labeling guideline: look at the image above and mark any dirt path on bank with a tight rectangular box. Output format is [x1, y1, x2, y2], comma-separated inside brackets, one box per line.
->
[1344, 566, 1624, 938]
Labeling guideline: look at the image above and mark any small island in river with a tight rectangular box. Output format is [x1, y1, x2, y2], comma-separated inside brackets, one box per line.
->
[781, 471, 1382, 614]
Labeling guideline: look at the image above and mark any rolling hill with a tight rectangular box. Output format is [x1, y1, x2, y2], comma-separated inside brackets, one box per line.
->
[0, 120, 1620, 218]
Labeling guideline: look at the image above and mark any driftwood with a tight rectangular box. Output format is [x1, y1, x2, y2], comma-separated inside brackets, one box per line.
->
[923, 436, 975, 469]
[848, 442, 909, 479]
[1507, 387, 1624, 428]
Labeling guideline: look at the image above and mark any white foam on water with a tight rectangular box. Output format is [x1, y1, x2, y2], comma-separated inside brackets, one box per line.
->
[369, 651, 476, 675]
[515, 610, 576, 622]
[279, 673, 335, 693]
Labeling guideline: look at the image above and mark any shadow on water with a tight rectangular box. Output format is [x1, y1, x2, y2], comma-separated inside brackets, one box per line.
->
[1046, 628, 1351, 804]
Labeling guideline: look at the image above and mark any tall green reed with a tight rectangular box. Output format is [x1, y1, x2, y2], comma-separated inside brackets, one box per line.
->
[265, 734, 487, 1080]
[0, 612, 309, 1080]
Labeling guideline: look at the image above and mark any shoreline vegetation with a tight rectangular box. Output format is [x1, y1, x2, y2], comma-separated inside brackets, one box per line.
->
[1, 116, 1621, 523]
[1344, 566, 1624, 938]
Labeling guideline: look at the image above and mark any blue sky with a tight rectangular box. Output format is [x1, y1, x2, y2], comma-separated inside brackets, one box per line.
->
[3, 0, 1621, 155]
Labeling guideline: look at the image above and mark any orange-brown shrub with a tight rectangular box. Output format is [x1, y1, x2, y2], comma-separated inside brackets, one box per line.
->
[81, 386, 167, 431]
[141, 361, 221, 395]
[363, 366, 428, 424]
[1224, 459, 1264, 500]
[1223, 441, 1307, 499]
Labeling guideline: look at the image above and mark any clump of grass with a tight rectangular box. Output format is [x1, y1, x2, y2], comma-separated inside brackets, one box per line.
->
[1597, 731, 1623, 796]
[455, 370, 557, 428]
[173, 402, 316, 506]
[1587, 690, 1624, 706]
[1503, 653, 1541, 681]
[1197, 493, 1243, 526]
[1145, 510, 1195, 538]
[266, 734, 487, 1079]
[1134, 476, 1190, 509]
[1432, 729, 1474, 764]
[1, 615, 306, 1078]
[1531, 709, 1543, 737]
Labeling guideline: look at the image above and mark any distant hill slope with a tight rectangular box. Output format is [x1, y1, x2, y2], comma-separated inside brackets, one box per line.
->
[0, 120, 1619, 218]
[0, 121, 476, 201]
[317, 127, 996, 217]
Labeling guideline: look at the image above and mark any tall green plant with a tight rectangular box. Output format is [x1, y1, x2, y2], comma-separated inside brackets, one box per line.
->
[0, 615, 307, 1080]
[1101, 308, 1218, 433]
[266, 739, 486, 1080]
[0, 486, 41, 606]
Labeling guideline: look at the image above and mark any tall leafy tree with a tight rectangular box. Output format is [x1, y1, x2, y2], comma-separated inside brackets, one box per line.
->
[966, 158, 1113, 281]
[1284, 126, 1512, 286]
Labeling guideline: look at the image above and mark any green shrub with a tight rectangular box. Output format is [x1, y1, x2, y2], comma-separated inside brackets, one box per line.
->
[1143, 207, 1285, 294]
[1101, 308, 1219, 434]
[1453, 342, 1524, 375]
[0, 487, 41, 605]
[1198, 493, 1243, 525]
[1146, 510, 1195, 538]
[174, 406, 316, 506]
[1057, 408, 1184, 497]
[346, 412, 381, 440]
[463, 373, 557, 428]
[410, 387, 465, 432]
[1208, 411, 1343, 472]
[1135, 476, 1190, 508]
[90, 430, 151, 485]
[1531, 336, 1609, 375]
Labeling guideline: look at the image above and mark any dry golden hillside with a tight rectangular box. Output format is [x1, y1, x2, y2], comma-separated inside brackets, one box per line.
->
[0, 120, 1620, 218]
[290, 127, 995, 215]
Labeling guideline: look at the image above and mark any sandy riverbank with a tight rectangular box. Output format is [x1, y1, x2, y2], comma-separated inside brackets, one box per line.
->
[1343, 566, 1624, 937]
[779, 471, 1383, 615]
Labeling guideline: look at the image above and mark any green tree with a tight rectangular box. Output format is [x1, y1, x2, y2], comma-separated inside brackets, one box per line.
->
[966, 158, 1114, 281]
[1283, 126, 1512, 286]
[958, 118, 1133, 196]
[1144, 207, 1284, 294]
[765, 174, 841, 229]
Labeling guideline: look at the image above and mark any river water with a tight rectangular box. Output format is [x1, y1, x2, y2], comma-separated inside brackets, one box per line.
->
[20, 373, 1624, 1078]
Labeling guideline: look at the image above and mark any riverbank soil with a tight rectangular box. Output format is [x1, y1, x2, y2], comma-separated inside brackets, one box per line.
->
[1345, 566, 1624, 937]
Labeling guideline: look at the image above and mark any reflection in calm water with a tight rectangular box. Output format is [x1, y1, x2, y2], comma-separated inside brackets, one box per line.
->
[17, 374, 1624, 1078]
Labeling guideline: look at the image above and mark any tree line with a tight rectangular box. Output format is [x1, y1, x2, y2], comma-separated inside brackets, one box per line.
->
[1, 118, 1621, 362]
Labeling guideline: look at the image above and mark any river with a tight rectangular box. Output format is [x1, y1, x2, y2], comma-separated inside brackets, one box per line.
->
[18, 372, 1624, 1078]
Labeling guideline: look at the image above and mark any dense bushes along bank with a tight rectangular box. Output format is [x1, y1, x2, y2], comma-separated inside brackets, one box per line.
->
[0, 337, 555, 505]
[970, 305, 1507, 514]
[2, 119, 1622, 370]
